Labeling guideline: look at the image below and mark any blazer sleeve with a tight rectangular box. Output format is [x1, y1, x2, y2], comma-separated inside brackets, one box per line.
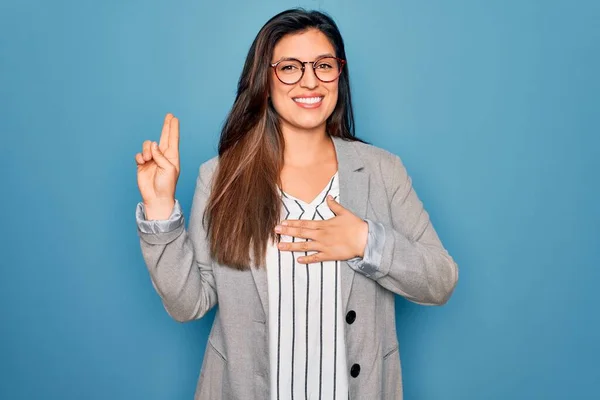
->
[346, 155, 459, 306]
[136, 162, 218, 322]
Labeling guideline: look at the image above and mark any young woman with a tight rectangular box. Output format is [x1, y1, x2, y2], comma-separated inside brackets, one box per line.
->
[135, 8, 458, 400]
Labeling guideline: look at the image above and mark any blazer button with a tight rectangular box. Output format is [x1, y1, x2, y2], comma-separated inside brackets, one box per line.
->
[345, 310, 356, 324]
[350, 363, 361, 378]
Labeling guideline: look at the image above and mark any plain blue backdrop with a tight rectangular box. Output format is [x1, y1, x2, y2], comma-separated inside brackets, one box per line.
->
[2, 0, 598, 399]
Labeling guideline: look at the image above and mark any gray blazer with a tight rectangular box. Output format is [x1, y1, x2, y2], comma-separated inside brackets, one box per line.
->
[136, 136, 459, 399]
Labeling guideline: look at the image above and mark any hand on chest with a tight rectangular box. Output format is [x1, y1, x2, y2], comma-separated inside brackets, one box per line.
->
[279, 171, 339, 224]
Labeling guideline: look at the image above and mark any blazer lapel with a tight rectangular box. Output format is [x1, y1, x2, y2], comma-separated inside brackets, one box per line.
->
[250, 260, 269, 322]
[250, 136, 369, 320]
[332, 136, 369, 312]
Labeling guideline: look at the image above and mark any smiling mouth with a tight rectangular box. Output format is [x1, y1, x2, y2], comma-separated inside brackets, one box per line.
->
[293, 96, 324, 104]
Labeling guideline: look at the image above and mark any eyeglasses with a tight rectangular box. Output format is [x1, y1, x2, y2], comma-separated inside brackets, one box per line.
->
[270, 56, 346, 85]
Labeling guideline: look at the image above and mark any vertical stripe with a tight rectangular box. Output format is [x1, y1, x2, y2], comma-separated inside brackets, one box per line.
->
[319, 259, 324, 400]
[315, 202, 326, 400]
[277, 197, 289, 400]
[291, 253, 295, 400]
[291, 203, 304, 400]
[315, 209, 325, 220]
[280, 196, 290, 243]
[316, 175, 336, 207]
[305, 258, 309, 400]
[291, 199, 309, 400]
[334, 260, 338, 400]
[277, 247, 281, 400]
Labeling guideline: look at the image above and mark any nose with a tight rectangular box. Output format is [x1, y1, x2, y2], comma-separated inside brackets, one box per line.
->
[299, 64, 319, 89]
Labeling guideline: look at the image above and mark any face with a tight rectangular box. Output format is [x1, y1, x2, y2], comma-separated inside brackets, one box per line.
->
[269, 29, 340, 134]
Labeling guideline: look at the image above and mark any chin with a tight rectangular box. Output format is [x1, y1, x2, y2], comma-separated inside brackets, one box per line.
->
[288, 111, 333, 131]
[291, 119, 327, 131]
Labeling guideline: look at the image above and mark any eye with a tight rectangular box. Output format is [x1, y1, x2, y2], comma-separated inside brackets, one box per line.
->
[277, 60, 303, 74]
[315, 62, 333, 70]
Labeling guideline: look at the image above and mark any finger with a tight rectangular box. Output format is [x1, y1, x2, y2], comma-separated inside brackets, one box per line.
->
[297, 252, 329, 264]
[142, 140, 153, 161]
[168, 116, 179, 154]
[275, 225, 318, 240]
[159, 113, 173, 151]
[150, 142, 172, 170]
[135, 153, 145, 165]
[279, 219, 324, 230]
[326, 195, 346, 215]
[278, 240, 323, 253]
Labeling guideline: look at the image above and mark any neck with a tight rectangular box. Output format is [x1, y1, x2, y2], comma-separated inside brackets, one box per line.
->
[280, 122, 335, 168]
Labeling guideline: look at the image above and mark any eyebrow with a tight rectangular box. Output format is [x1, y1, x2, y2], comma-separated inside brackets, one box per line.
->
[278, 53, 336, 60]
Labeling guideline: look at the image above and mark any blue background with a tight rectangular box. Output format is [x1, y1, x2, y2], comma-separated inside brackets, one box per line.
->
[2, 0, 598, 399]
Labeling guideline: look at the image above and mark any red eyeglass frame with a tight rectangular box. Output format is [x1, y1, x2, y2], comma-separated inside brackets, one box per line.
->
[270, 56, 346, 85]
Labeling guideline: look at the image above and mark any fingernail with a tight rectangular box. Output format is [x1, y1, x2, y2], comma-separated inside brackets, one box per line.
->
[327, 195, 333, 200]
[281, 221, 289, 226]
[274, 226, 281, 233]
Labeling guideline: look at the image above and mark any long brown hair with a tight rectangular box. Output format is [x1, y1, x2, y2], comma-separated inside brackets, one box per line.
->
[205, 8, 361, 270]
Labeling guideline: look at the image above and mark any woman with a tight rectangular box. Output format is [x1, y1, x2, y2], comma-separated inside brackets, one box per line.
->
[135, 8, 458, 400]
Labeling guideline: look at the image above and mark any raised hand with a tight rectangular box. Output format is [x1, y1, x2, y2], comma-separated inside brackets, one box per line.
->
[135, 113, 180, 220]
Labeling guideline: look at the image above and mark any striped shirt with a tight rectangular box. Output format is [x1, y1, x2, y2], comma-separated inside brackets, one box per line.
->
[266, 171, 349, 400]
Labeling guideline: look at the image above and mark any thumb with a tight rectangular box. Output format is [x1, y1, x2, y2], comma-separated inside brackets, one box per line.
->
[150, 142, 171, 169]
[326, 195, 345, 215]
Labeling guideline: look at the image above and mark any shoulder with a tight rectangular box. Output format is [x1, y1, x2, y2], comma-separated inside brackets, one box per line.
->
[347, 139, 408, 178]
[350, 139, 399, 163]
[342, 138, 413, 199]
[199, 155, 219, 175]
[197, 155, 220, 189]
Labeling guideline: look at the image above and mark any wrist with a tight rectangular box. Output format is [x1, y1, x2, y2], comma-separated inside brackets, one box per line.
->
[143, 198, 175, 220]
[355, 219, 369, 258]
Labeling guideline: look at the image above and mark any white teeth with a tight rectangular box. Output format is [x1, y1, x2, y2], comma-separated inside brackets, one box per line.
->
[294, 97, 323, 104]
